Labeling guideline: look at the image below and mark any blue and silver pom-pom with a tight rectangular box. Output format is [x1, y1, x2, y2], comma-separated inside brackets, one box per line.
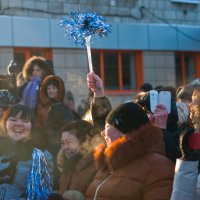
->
[27, 148, 53, 200]
[59, 11, 111, 47]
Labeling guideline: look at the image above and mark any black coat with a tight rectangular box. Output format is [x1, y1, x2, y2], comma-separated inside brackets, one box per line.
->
[44, 102, 75, 156]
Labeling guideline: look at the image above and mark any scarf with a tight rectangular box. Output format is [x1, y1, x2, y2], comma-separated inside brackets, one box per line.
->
[21, 77, 42, 110]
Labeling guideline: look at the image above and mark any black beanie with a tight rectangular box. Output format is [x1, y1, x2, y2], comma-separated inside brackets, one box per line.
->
[106, 102, 149, 134]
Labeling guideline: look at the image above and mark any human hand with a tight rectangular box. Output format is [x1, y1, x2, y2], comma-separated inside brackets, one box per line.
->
[153, 104, 168, 129]
[87, 72, 104, 97]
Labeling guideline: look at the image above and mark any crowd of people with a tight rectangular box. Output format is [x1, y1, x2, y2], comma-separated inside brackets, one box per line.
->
[0, 56, 200, 200]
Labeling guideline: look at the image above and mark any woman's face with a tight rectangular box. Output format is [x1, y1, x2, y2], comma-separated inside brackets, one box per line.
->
[32, 64, 43, 78]
[6, 111, 32, 142]
[61, 131, 80, 158]
[47, 84, 58, 99]
[101, 123, 124, 146]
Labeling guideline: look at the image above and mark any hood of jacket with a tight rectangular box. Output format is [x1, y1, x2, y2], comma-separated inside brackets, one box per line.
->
[94, 124, 165, 171]
[22, 56, 54, 81]
[39, 75, 65, 105]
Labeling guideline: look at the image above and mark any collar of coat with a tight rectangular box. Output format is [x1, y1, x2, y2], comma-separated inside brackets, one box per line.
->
[94, 124, 165, 171]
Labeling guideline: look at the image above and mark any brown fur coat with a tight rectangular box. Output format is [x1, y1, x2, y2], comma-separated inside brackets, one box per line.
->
[86, 124, 175, 200]
[35, 75, 65, 128]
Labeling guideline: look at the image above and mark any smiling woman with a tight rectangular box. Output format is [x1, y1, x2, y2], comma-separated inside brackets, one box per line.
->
[0, 104, 53, 200]
[57, 120, 104, 200]
[5, 109, 32, 142]
[1, 104, 33, 139]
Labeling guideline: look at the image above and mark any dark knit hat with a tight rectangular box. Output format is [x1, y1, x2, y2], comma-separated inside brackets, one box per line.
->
[140, 83, 153, 92]
[106, 102, 149, 134]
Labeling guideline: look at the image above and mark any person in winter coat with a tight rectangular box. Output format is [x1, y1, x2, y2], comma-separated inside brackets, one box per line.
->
[33, 75, 75, 155]
[86, 72, 112, 131]
[134, 89, 181, 162]
[20, 56, 54, 111]
[34, 75, 67, 128]
[171, 92, 200, 200]
[34, 75, 75, 190]
[57, 120, 104, 200]
[0, 104, 53, 200]
[170, 130, 199, 200]
[86, 101, 174, 200]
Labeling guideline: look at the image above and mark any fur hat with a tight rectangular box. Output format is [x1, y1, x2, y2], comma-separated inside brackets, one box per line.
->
[176, 102, 189, 126]
[106, 102, 149, 134]
[22, 56, 54, 81]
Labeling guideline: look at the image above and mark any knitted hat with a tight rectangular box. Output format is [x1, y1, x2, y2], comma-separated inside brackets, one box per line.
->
[106, 102, 149, 134]
[140, 83, 153, 92]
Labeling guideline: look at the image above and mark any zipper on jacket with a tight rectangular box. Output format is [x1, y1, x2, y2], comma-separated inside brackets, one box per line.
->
[93, 170, 113, 200]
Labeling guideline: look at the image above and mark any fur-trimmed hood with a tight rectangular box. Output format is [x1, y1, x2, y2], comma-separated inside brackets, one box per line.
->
[39, 75, 65, 105]
[22, 56, 53, 81]
[94, 124, 165, 171]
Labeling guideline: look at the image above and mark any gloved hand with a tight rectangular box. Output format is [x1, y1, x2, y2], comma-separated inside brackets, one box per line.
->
[180, 128, 200, 161]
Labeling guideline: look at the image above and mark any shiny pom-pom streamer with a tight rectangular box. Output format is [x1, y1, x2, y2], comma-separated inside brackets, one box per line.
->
[27, 148, 53, 200]
[59, 11, 111, 47]
[59, 11, 111, 72]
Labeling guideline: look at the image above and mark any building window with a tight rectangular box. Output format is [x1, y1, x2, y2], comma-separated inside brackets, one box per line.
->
[14, 48, 52, 74]
[175, 52, 200, 87]
[92, 50, 143, 94]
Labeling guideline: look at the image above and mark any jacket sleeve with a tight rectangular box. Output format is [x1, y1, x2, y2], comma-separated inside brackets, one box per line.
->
[91, 97, 112, 130]
[170, 159, 198, 200]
